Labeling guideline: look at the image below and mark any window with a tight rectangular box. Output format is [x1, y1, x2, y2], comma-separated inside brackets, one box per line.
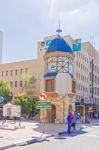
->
[78, 74, 80, 79]
[83, 76, 84, 81]
[83, 65, 84, 71]
[90, 87, 92, 93]
[83, 86, 84, 92]
[45, 79, 54, 92]
[76, 72, 78, 78]
[15, 69, 18, 75]
[11, 70, 13, 76]
[79, 62, 80, 68]
[15, 81, 18, 87]
[95, 76, 96, 83]
[6, 71, 8, 76]
[81, 64, 82, 69]
[90, 73, 92, 81]
[93, 75, 94, 83]
[20, 81, 23, 87]
[81, 75, 82, 80]
[90, 61, 92, 68]
[2, 71, 4, 76]
[20, 69, 23, 74]
[81, 53, 82, 59]
[10, 81, 13, 87]
[72, 80, 76, 93]
[95, 87, 96, 95]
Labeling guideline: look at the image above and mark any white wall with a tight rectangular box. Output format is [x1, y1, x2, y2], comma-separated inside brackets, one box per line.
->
[56, 73, 72, 95]
[74, 45, 90, 102]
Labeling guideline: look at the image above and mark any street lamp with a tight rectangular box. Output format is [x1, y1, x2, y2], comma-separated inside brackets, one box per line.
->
[91, 59, 94, 118]
[82, 86, 85, 123]
[90, 84, 94, 118]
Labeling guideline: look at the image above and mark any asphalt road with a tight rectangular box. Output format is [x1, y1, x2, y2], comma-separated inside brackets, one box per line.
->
[9, 123, 99, 150]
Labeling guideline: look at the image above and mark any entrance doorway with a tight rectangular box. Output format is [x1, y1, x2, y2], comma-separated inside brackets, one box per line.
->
[46, 104, 56, 123]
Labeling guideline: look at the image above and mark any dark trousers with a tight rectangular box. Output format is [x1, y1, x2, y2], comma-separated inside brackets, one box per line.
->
[67, 123, 71, 134]
[71, 123, 76, 130]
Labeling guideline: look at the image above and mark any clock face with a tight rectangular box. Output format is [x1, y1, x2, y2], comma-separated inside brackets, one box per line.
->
[48, 62, 57, 72]
[47, 57, 74, 74]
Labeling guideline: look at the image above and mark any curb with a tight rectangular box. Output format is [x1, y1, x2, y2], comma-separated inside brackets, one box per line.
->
[0, 144, 16, 150]
[0, 132, 66, 149]
[0, 137, 42, 149]
[16, 138, 39, 146]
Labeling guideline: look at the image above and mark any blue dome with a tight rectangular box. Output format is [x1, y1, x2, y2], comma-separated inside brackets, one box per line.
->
[47, 36, 73, 54]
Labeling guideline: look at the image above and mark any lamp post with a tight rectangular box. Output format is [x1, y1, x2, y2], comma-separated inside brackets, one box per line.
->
[82, 86, 85, 123]
[91, 59, 94, 118]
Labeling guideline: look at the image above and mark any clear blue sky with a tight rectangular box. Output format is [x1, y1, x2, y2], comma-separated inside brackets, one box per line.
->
[0, 0, 99, 63]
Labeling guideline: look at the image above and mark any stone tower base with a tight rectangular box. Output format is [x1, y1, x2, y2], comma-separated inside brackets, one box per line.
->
[39, 93, 76, 123]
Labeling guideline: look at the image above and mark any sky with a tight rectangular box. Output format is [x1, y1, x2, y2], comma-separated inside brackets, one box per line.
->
[0, 0, 99, 63]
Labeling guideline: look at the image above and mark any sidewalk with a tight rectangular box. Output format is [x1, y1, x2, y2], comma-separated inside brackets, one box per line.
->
[0, 120, 66, 149]
[0, 119, 99, 149]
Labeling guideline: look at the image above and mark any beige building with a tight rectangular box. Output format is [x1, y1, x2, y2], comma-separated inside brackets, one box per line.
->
[0, 59, 44, 97]
[0, 28, 99, 122]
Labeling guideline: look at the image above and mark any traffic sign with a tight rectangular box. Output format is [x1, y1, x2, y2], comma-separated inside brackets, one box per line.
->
[36, 101, 52, 109]
[39, 92, 47, 101]
[0, 96, 4, 103]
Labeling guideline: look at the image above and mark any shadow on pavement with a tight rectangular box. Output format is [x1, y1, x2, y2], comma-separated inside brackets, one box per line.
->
[92, 123, 99, 126]
[32, 122, 88, 140]
[53, 128, 88, 139]
[32, 122, 66, 135]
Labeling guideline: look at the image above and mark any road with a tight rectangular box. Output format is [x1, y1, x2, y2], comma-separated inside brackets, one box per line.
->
[10, 123, 99, 150]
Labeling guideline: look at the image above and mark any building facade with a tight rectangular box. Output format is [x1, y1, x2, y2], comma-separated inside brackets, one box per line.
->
[0, 31, 3, 63]
[0, 29, 99, 122]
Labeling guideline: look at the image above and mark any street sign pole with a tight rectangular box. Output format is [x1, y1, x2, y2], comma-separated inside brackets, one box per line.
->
[43, 108, 44, 134]
[39, 92, 47, 137]
[36, 100, 52, 137]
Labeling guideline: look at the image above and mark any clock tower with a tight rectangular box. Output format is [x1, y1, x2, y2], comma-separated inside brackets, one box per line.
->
[40, 27, 76, 123]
